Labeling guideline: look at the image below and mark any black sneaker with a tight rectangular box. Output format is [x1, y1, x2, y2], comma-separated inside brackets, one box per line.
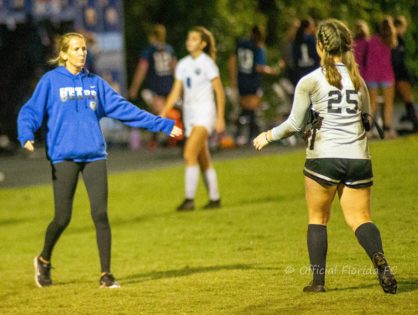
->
[100, 273, 120, 288]
[176, 199, 195, 211]
[372, 252, 397, 294]
[303, 282, 326, 293]
[34, 256, 52, 288]
[202, 199, 221, 210]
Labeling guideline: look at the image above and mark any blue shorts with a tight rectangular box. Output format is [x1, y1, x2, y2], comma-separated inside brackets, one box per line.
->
[366, 81, 394, 89]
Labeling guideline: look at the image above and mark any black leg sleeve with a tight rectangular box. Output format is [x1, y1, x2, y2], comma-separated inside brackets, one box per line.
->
[40, 162, 80, 261]
[82, 160, 111, 273]
[307, 224, 328, 286]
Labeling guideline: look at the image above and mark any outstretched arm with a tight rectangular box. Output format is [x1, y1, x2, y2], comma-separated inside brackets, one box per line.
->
[100, 79, 176, 135]
[253, 76, 312, 150]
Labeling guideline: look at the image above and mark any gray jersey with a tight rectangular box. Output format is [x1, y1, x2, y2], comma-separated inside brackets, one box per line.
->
[272, 63, 370, 159]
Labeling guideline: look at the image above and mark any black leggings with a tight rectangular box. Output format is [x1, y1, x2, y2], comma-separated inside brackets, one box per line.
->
[40, 160, 111, 273]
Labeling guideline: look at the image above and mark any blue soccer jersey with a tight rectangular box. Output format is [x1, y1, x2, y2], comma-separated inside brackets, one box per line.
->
[236, 39, 266, 95]
[140, 44, 176, 96]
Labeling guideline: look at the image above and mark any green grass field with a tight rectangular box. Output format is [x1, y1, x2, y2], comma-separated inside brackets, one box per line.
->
[1, 135, 417, 314]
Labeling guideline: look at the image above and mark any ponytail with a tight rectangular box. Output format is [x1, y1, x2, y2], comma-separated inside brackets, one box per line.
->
[322, 52, 342, 90]
[342, 50, 361, 91]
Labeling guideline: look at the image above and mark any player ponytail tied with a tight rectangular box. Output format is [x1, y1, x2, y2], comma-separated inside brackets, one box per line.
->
[49, 32, 85, 66]
[191, 26, 217, 60]
[317, 19, 361, 91]
[318, 21, 342, 90]
[342, 50, 361, 91]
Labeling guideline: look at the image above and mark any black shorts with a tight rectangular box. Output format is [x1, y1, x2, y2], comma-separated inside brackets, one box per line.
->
[303, 158, 373, 188]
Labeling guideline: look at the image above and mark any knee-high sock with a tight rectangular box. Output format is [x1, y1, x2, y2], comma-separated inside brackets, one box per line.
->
[204, 168, 220, 201]
[355, 222, 383, 260]
[185, 165, 199, 199]
[307, 224, 327, 286]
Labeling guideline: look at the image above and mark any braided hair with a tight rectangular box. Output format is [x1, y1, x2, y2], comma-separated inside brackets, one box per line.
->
[317, 19, 361, 91]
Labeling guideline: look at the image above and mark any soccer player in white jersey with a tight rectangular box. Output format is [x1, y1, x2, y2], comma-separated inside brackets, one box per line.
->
[161, 26, 225, 211]
[253, 19, 397, 294]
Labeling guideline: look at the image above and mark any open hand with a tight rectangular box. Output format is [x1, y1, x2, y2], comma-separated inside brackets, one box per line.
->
[24, 141, 35, 152]
[253, 131, 272, 151]
[170, 126, 183, 138]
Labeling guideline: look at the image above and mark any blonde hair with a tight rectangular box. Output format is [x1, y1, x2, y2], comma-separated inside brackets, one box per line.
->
[190, 26, 217, 60]
[49, 32, 86, 66]
[378, 16, 397, 48]
[354, 19, 370, 39]
[317, 19, 361, 91]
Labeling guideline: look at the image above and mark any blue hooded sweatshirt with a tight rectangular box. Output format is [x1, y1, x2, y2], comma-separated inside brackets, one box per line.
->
[17, 66, 175, 164]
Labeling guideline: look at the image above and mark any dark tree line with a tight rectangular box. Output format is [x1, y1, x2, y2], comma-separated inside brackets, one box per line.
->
[123, 0, 418, 84]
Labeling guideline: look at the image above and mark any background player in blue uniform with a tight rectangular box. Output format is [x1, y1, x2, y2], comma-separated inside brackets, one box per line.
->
[292, 17, 320, 84]
[229, 25, 280, 145]
[129, 24, 176, 114]
[392, 16, 417, 131]
[129, 24, 178, 147]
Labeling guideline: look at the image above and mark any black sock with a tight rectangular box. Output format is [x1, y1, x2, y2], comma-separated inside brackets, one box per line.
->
[307, 224, 327, 286]
[355, 222, 383, 260]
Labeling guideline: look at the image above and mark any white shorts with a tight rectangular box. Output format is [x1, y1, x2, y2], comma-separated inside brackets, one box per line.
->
[184, 115, 215, 137]
[183, 108, 216, 138]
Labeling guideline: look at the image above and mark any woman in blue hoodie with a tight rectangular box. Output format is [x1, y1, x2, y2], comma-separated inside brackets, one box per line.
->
[17, 32, 182, 288]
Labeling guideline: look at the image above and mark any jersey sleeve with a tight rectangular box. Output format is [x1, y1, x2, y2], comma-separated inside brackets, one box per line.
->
[254, 47, 267, 66]
[205, 57, 220, 81]
[139, 47, 152, 62]
[271, 75, 313, 140]
[17, 77, 49, 147]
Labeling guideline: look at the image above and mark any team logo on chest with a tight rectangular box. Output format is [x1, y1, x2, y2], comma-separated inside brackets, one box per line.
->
[59, 87, 97, 102]
[195, 68, 201, 75]
[89, 101, 97, 111]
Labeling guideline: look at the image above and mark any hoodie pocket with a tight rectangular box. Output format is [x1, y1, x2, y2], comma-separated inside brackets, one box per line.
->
[52, 121, 105, 160]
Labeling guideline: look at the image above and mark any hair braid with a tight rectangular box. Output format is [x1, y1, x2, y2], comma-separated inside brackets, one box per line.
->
[317, 19, 361, 91]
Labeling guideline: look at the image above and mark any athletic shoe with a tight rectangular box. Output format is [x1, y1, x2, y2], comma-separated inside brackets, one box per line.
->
[202, 199, 221, 210]
[303, 282, 326, 293]
[372, 252, 397, 294]
[176, 199, 195, 211]
[34, 256, 52, 288]
[100, 273, 120, 288]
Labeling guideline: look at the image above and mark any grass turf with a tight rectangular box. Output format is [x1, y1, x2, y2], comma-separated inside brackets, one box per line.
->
[0, 135, 417, 314]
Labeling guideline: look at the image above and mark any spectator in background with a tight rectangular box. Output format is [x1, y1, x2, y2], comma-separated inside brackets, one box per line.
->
[228, 25, 280, 145]
[392, 15, 417, 131]
[365, 16, 398, 138]
[292, 17, 320, 84]
[280, 18, 300, 86]
[353, 20, 370, 80]
[129, 24, 178, 148]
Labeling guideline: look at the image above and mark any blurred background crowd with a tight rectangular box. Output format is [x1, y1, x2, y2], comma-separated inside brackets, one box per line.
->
[0, 0, 417, 156]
